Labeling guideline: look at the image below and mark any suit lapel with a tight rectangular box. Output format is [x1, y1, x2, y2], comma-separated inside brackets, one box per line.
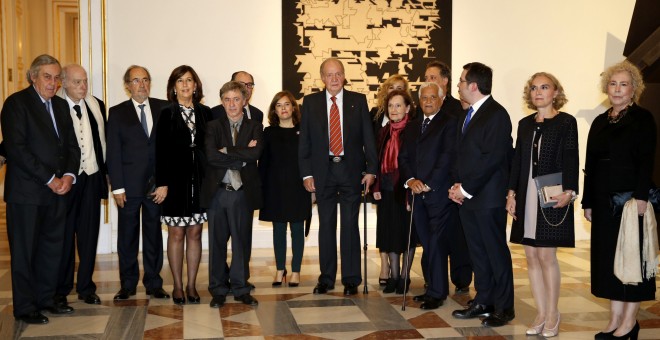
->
[28, 87, 60, 140]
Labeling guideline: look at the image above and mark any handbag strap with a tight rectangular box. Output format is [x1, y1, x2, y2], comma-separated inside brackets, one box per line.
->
[540, 201, 572, 227]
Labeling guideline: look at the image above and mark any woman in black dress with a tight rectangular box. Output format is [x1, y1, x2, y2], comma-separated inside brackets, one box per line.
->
[155, 65, 211, 304]
[506, 72, 578, 337]
[259, 91, 311, 287]
[369, 74, 410, 286]
[583, 61, 656, 339]
[372, 89, 413, 293]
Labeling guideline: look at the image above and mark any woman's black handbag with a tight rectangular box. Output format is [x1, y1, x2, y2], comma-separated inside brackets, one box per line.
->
[610, 188, 660, 216]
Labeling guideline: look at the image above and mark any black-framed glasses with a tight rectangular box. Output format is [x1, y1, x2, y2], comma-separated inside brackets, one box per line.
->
[239, 81, 255, 89]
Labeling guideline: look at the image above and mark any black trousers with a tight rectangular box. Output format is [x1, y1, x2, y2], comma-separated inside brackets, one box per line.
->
[57, 172, 102, 296]
[207, 188, 253, 297]
[117, 195, 163, 291]
[413, 192, 455, 299]
[449, 219, 473, 288]
[7, 198, 67, 316]
[316, 161, 362, 286]
[459, 207, 514, 311]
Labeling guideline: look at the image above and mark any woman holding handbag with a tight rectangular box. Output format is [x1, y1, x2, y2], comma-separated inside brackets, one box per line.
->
[583, 61, 657, 340]
[506, 72, 578, 337]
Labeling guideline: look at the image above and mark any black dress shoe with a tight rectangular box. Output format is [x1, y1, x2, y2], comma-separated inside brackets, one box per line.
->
[209, 295, 226, 308]
[16, 311, 49, 324]
[420, 296, 444, 310]
[481, 308, 515, 327]
[413, 293, 427, 302]
[452, 303, 494, 319]
[113, 288, 136, 300]
[147, 288, 170, 299]
[43, 304, 74, 314]
[234, 294, 258, 306]
[313, 282, 333, 294]
[455, 286, 470, 294]
[247, 281, 256, 290]
[78, 293, 101, 305]
[343, 284, 358, 296]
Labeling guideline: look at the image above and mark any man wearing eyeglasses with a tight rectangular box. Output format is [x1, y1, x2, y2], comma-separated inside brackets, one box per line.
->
[211, 71, 264, 123]
[107, 65, 170, 301]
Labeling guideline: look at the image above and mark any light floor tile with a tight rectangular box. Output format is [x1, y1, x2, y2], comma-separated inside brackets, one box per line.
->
[291, 305, 369, 324]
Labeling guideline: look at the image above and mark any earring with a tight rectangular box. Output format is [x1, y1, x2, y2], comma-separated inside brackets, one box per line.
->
[552, 98, 556, 103]
[174, 90, 177, 96]
[193, 90, 196, 95]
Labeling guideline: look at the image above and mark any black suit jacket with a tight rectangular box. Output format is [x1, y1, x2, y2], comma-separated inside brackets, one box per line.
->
[1, 86, 80, 205]
[106, 97, 167, 197]
[399, 112, 458, 194]
[455, 96, 513, 210]
[211, 104, 263, 124]
[201, 114, 263, 210]
[298, 89, 378, 191]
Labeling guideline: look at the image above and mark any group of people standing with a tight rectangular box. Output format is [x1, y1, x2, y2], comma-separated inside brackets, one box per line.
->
[1, 53, 656, 340]
[368, 58, 657, 339]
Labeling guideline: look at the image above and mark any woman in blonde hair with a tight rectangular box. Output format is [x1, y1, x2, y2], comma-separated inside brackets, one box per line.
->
[506, 72, 578, 337]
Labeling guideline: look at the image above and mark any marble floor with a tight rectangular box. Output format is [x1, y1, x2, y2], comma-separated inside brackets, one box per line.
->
[0, 227, 659, 339]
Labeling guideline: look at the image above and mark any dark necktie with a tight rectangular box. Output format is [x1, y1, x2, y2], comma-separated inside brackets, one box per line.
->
[227, 122, 242, 189]
[139, 104, 148, 136]
[73, 104, 82, 119]
[462, 106, 474, 134]
[329, 96, 343, 156]
[45, 100, 59, 137]
[421, 117, 430, 134]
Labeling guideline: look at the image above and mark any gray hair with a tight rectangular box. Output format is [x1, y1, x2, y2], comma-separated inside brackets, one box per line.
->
[418, 82, 444, 99]
[219, 81, 248, 100]
[26, 54, 61, 84]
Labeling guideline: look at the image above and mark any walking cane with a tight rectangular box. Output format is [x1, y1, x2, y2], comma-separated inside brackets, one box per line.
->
[362, 180, 369, 294]
[402, 193, 415, 311]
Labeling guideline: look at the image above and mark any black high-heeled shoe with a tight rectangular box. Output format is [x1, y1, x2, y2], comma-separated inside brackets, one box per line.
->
[186, 287, 200, 304]
[172, 289, 186, 305]
[612, 321, 639, 340]
[272, 269, 287, 287]
[288, 272, 300, 287]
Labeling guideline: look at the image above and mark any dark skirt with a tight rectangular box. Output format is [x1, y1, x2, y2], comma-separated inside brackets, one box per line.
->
[375, 190, 412, 253]
[590, 164, 655, 301]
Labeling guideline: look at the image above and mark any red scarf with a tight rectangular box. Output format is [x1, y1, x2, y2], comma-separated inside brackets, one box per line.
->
[380, 114, 409, 176]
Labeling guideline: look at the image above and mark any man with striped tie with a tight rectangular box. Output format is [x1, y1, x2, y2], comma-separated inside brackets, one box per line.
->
[299, 58, 378, 296]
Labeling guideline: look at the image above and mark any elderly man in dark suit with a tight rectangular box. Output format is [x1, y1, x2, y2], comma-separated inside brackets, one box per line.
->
[1, 54, 80, 324]
[415, 60, 473, 295]
[399, 82, 458, 310]
[449, 62, 515, 327]
[53, 64, 108, 306]
[202, 81, 263, 308]
[211, 71, 264, 123]
[299, 58, 378, 296]
[107, 65, 169, 301]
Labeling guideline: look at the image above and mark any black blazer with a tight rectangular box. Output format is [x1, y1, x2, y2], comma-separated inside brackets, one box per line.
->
[1, 86, 80, 205]
[201, 114, 264, 210]
[211, 104, 264, 124]
[399, 112, 458, 196]
[106, 97, 167, 197]
[582, 104, 657, 208]
[455, 96, 513, 210]
[83, 96, 109, 199]
[298, 89, 378, 191]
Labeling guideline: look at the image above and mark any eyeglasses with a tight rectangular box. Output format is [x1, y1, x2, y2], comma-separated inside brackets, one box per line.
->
[130, 78, 151, 85]
[458, 79, 470, 84]
[239, 81, 255, 89]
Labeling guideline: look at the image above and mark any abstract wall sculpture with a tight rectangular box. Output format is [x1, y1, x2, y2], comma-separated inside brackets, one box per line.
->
[282, 0, 452, 107]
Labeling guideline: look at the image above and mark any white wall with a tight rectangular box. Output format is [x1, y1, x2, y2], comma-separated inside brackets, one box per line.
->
[102, 0, 636, 248]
